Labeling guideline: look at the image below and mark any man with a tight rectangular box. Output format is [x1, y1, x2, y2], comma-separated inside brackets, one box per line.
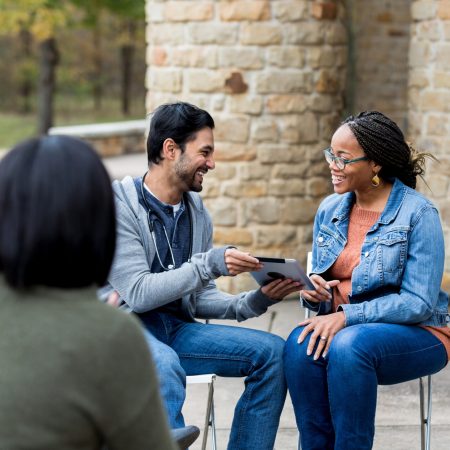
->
[104, 102, 301, 449]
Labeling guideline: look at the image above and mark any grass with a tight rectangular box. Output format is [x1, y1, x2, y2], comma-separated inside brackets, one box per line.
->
[0, 96, 146, 150]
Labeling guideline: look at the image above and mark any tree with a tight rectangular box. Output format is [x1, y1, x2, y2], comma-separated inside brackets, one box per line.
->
[0, 0, 69, 134]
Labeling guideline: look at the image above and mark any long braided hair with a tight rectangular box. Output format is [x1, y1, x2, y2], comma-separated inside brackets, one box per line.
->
[342, 111, 434, 189]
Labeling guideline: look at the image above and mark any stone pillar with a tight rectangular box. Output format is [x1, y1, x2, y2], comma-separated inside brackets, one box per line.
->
[408, 0, 450, 277]
[145, 0, 348, 292]
[348, 0, 411, 128]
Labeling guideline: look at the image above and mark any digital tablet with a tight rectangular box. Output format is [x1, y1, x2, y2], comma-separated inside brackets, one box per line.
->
[251, 257, 315, 290]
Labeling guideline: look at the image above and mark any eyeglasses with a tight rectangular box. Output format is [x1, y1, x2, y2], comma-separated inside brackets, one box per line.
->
[323, 148, 369, 170]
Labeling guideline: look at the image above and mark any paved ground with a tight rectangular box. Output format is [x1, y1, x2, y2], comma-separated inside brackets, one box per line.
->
[104, 153, 450, 450]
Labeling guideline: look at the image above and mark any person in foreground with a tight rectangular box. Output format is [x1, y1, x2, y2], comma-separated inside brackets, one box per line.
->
[283, 111, 450, 450]
[0, 135, 178, 450]
[101, 102, 301, 449]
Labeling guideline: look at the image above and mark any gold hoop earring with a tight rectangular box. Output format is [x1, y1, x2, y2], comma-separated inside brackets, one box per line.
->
[371, 174, 380, 187]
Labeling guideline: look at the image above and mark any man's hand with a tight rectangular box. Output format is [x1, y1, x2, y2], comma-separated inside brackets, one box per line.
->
[224, 248, 263, 276]
[106, 290, 121, 308]
[300, 274, 340, 303]
[297, 312, 346, 359]
[261, 278, 303, 301]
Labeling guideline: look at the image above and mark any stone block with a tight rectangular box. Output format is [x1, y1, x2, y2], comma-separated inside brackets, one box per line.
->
[267, 46, 305, 68]
[273, 1, 309, 22]
[171, 47, 218, 69]
[146, 2, 164, 23]
[320, 113, 341, 141]
[224, 72, 248, 94]
[280, 198, 318, 224]
[211, 94, 226, 112]
[258, 145, 301, 164]
[272, 162, 311, 179]
[444, 22, 450, 39]
[219, 47, 264, 70]
[325, 23, 347, 45]
[255, 226, 297, 248]
[433, 71, 450, 88]
[240, 24, 283, 45]
[311, 2, 338, 20]
[148, 69, 182, 93]
[409, 41, 431, 67]
[307, 46, 337, 69]
[278, 115, 302, 144]
[215, 115, 250, 143]
[268, 180, 306, 196]
[214, 143, 256, 161]
[148, 24, 185, 45]
[251, 117, 279, 143]
[221, 181, 267, 198]
[201, 181, 220, 198]
[204, 198, 237, 226]
[298, 112, 319, 143]
[164, 1, 214, 21]
[408, 69, 430, 88]
[266, 94, 308, 114]
[187, 70, 226, 93]
[256, 71, 311, 94]
[239, 163, 271, 181]
[214, 227, 254, 246]
[229, 95, 263, 115]
[411, 1, 437, 20]
[417, 20, 442, 40]
[189, 23, 238, 45]
[219, 1, 270, 21]
[308, 94, 341, 113]
[147, 46, 167, 66]
[427, 114, 449, 135]
[420, 91, 450, 111]
[285, 23, 325, 45]
[242, 198, 280, 224]
[306, 177, 331, 197]
[438, 0, 450, 19]
[315, 70, 341, 94]
[210, 164, 236, 181]
[436, 43, 450, 69]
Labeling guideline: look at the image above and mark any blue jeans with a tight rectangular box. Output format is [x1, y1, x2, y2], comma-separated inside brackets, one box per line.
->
[283, 323, 447, 450]
[139, 311, 287, 450]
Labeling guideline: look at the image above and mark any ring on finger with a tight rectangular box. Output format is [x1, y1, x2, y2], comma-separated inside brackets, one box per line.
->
[320, 336, 328, 341]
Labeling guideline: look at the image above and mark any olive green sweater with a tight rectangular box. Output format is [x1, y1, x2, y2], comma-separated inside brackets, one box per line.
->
[0, 277, 176, 450]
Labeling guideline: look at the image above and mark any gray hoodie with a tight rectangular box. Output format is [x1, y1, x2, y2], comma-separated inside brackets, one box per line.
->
[102, 176, 277, 322]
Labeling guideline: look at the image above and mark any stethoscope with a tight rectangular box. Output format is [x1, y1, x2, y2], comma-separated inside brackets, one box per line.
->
[141, 172, 193, 271]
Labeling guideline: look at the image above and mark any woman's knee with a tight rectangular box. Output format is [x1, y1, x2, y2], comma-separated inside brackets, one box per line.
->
[327, 326, 373, 366]
[283, 327, 310, 370]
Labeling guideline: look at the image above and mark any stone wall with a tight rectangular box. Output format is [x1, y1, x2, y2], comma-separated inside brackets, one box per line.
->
[348, 0, 411, 128]
[408, 0, 450, 279]
[145, 0, 348, 292]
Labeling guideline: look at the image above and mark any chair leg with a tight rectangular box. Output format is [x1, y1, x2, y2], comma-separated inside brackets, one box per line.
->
[201, 379, 215, 450]
[210, 397, 217, 450]
[425, 375, 432, 450]
[419, 376, 433, 450]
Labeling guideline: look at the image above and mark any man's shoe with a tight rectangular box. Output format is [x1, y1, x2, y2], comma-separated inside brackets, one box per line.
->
[171, 425, 200, 449]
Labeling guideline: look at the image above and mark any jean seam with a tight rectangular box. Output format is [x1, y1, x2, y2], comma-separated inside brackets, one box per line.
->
[375, 341, 444, 361]
[178, 353, 254, 364]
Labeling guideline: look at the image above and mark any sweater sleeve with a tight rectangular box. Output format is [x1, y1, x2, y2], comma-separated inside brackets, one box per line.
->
[98, 314, 177, 450]
[107, 196, 230, 313]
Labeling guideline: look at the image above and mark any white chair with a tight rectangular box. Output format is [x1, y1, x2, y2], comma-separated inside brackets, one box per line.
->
[304, 252, 433, 450]
[186, 373, 217, 450]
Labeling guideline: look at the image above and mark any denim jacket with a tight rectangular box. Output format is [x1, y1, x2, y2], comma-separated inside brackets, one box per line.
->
[308, 178, 450, 328]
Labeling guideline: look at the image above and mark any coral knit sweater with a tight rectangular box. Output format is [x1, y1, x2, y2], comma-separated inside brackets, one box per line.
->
[328, 204, 450, 360]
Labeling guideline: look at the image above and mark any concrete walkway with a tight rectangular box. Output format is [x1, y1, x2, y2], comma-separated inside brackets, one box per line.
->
[104, 153, 450, 450]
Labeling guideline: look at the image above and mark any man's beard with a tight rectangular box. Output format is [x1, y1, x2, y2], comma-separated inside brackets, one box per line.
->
[174, 157, 206, 192]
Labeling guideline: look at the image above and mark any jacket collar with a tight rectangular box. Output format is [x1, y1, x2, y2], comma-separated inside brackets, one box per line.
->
[332, 178, 408, 225]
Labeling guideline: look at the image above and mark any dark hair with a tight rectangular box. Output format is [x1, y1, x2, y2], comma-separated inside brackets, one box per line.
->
[147, 102, 215, 165]
[0, 135, 116, 289]
[342, 111, 434, 189]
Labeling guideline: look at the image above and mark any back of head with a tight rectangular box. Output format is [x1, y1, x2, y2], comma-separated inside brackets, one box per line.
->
[342, 111, 431, 189]
[0, 135, 116, 289]
[146, 102, 215, 165]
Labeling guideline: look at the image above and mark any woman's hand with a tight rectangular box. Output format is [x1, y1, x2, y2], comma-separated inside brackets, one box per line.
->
[297, 311, 346, 360]
[262, 278, 303, 301]
[224, 248, 263, 275]
[300, 274, 340, 303]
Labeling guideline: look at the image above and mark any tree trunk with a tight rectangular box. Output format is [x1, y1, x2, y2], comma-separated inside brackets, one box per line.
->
[120, 44, 134, 115]
[19, 29, 33, 114]
[37, 38, 59, 135]
[93, 21, 102, 110]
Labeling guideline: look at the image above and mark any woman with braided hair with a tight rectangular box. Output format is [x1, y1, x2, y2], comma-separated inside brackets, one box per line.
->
[284, 111, 450, 450]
